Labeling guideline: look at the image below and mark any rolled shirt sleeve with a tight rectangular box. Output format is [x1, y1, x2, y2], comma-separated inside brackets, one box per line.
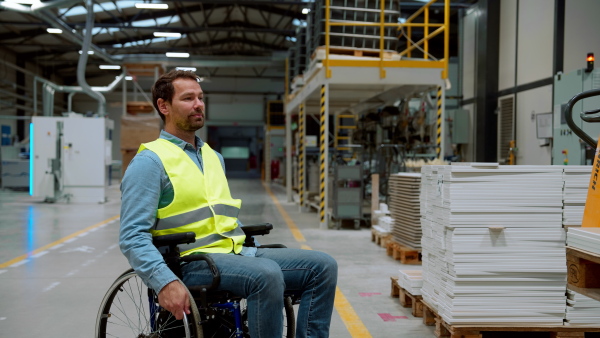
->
[119, 151, 178, 293]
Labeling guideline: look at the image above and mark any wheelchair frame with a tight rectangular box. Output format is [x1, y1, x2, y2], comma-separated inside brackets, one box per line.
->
[95, 223, 297, 338]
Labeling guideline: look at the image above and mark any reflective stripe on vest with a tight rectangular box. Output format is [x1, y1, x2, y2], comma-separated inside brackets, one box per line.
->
[139, 138, 245, 255]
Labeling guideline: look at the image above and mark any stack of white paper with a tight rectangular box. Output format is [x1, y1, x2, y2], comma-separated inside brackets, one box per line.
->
[567, 227, 600, 255]
[562, 166, 591, 227]
[398, 270, 423, 296]
[565, 290, 600, 326]
[372, 203, 390, 227]
[420, 164, 568, 325]
[378, 216, 395, 233]
[388, 173, 422, 249]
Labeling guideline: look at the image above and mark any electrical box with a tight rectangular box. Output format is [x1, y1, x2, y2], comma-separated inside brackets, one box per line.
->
[448, 109, 470, 144]
[31, 116, 113, 203]
[553, 68, 600, 165]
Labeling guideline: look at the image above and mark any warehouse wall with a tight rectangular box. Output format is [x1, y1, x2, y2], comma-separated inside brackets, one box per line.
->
[461, 8, 477, 162]
[462, 0, 600, 165]
[491, 0, 554, 164]
[73, 70, 284, 165]
[564, 0, 600, 74]
[499, 0, 554, 165]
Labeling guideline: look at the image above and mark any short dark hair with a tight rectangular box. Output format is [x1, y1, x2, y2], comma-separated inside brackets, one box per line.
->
[151, 69, 200, 123]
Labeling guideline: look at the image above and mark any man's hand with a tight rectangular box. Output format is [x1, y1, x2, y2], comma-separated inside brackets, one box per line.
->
[157, 280, 191, 320]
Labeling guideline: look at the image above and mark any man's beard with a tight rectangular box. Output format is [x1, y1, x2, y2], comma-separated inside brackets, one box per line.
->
[176, 113, 204, 132]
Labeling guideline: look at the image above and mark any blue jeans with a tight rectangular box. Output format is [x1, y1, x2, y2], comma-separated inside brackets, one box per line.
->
[181, 248, 338, 338]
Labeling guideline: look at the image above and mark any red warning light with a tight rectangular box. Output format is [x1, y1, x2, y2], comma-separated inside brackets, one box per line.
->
[586, 53, 595, 73]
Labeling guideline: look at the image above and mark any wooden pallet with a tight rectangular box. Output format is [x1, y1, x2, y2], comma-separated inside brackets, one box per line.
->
[387, 241, 422, 265]
[390, 277, 423, 317]
[567, 246, 600, 302]
[311, 45, 398, 60]
[371, 227, 391, 248]
[420, 300, 600, 338]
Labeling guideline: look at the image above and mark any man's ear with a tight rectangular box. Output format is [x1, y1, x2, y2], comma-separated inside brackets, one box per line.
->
[157, 98, 169, 116]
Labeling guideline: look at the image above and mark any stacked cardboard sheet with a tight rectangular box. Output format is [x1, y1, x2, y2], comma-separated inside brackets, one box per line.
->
[562, 166, 591, 227]
[398, 270, 423, 296]
[420, 164, 567, 325]
[566, 290, 600, 326]
[388, 173, 422, 249]
[567, 227, 600, 255]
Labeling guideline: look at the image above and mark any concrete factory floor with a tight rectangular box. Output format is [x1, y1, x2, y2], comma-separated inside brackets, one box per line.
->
[0, 179, 434, 337]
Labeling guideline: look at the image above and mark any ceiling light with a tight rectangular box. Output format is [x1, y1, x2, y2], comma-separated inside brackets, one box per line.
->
[135, 3, 168, 9]
[166, 52, 189, 58]
[99, 65, 121, 70]
[125, 76, 133, 81]
[6, 0, 37, 4]
[302, 8, 311, 14]
[154, 32, 181, 38]
[46, 28, 62, 34]
[78, 50, 94, 55]
[176, 67, 197, 72]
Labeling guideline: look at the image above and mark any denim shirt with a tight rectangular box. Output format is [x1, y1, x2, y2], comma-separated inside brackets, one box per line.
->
[119, 130, 256, 293]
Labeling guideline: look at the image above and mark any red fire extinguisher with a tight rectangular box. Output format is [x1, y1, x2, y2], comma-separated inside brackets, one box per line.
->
[271, 160, 280, 179]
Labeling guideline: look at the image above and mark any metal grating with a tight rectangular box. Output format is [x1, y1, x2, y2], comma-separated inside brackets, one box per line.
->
[593, 68, 600, 90]
[497, 96, 514, 163]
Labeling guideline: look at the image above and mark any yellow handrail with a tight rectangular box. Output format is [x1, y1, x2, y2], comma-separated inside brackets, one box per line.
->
[321, 0, 450, 80]
[379, 0, 385, 78]
[398, 26, 445, 57]
[328, 22, 443, 28]
[405, 0, 438, 23]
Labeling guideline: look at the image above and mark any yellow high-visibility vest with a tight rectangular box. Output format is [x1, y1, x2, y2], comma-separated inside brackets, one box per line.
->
[138, 138, 245, 255]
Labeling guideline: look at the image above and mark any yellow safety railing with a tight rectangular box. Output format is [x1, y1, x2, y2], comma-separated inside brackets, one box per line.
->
[323, 0, 450, 80]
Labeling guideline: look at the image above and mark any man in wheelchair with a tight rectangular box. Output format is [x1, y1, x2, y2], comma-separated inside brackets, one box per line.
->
[118, 69, 338, 337]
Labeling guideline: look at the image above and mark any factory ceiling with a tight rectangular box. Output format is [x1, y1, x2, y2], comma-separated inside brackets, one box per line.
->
[0, 0, 476, 84]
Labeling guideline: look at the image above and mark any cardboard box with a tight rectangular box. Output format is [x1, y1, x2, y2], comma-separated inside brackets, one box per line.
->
[120, 114, 162, 174]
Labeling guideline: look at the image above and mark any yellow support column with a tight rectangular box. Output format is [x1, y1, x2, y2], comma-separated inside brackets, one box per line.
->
[319, 84, 329, 229]
[436, 86, 443, 159]
[299, 103, 305, 211]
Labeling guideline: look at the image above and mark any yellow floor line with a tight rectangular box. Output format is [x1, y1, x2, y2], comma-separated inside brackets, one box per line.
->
[262, 182, 306, 242]
[262, 182, 372, 337]
[0, 215, 120, 268]
[334, 287, 373, 338]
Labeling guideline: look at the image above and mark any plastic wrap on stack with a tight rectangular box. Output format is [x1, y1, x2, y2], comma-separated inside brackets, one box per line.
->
[309, 0, 400, 53]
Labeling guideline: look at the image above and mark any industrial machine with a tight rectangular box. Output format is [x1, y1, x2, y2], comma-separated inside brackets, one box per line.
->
[30, 115, 113, 203]
[553, 65, 600, 165]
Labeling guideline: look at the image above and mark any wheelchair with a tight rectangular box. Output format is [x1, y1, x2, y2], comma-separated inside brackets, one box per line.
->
[95, 223, 298, 338]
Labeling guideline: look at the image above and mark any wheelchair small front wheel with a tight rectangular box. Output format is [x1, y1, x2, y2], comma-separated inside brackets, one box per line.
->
[96, 269, 203, 338]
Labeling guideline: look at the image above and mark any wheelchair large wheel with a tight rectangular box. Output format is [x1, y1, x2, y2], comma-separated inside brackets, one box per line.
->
[96, 269, 203, 338]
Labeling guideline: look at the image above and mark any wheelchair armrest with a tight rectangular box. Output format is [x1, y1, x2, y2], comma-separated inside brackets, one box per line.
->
[152, 232, 196, 248]
[181, 254, 221, 292]
[257, 244, 287, 248]
[241, 223, 273, 237]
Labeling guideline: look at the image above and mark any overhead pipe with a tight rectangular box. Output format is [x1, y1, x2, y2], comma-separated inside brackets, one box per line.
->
[0, 0, 117, 64]
[77, 0, 106, 116]
[34, 73, 126, 116]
